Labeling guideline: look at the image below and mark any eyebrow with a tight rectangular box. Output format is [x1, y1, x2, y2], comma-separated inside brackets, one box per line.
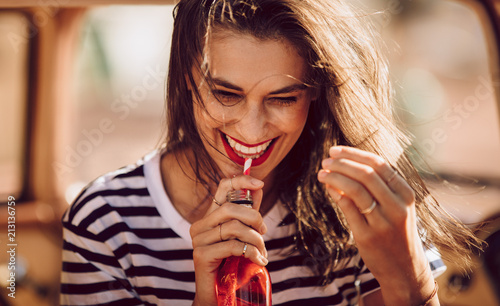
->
[212, 78, 308, 95]
[269, 84, 308, 95]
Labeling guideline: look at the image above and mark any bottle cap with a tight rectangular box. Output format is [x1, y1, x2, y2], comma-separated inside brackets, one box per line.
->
[226, 190, 253, 207]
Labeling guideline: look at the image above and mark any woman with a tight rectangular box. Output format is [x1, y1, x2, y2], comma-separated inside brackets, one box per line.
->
[61, 0, 480, 305]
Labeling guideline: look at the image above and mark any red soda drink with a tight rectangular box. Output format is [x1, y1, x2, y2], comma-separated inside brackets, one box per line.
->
[216, 159, 271, 305]
[216, 255, 271, 306]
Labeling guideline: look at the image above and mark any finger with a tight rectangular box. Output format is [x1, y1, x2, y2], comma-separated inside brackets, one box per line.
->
[191, 222, 224, 247]
[228, 175, 264, 191]
[325, 186, 368, 232]
[192, 220, 268, 258]
[384, 170, 415, 205]
[239, 242, 268, 266]
[328, 146, 415, 204]
[214, 204, 267, 235]
[318, 166, 388, 223]
[217, 175, 265, 211]
[320, 158, 412, 223]
[205, 177, 236, 216]
[206, 176, 265, 216]
[319, 174, 343, 202]
[195, 240, 269, 267]
[191, 203, 267, 237]
[247, 188, 264, 212]
[329, 146, 395, 182]
[324, 183, 395, 251]
[223, 219, 267, 257]
[321, 158, 398, 209]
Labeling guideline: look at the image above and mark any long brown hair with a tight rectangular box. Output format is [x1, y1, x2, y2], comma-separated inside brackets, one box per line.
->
[164, 0, 481, 284]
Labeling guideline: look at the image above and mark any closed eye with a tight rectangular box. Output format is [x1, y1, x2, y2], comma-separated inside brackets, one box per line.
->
[269, 96, 298, 105]
[211, 89, 243, 106]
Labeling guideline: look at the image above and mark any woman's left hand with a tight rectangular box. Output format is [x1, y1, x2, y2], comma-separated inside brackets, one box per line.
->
[317, 146, 437, 305]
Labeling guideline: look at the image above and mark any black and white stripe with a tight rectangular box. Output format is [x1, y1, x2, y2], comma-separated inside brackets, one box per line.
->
[61, 150, 445, 305]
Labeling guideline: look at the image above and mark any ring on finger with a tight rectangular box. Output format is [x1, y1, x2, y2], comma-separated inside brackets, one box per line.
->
[360, 200, 377, 215]
[387, 169, 398, 184]
[242, 243, 248, 257]
[213, 197, 222, 206]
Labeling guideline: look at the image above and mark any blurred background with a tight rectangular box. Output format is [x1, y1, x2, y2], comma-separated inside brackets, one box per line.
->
[0, 0, 499, 305]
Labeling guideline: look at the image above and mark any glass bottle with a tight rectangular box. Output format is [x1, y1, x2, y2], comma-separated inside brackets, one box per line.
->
[216, 190, 272, 306]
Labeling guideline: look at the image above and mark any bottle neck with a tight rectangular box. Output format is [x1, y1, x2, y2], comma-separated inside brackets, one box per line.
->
[227, 190, 253, 207]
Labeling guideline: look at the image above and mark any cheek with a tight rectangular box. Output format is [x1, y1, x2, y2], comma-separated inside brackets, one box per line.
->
[279, 103, 311, 133]
[194, 100, 219, 128]
[194, 97, 230, 127]
[193, 104, 216, 141]
[192, 103, 204, 127]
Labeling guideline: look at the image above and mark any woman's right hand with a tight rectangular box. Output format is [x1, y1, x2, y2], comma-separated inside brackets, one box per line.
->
[189, 175, 268, 306]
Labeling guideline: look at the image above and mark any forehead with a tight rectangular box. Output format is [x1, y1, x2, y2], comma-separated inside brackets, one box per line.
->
[204, 31, 308, 91]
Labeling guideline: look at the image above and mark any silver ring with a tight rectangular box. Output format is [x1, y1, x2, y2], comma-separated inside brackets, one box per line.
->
[242, 243, 248, 257]
[360, 200, 377, 215]
[387, 169, 398, 184]
[212, 198, 222, 206]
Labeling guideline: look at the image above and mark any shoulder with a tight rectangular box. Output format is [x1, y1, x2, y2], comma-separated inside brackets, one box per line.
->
[62, 155, 155, 234]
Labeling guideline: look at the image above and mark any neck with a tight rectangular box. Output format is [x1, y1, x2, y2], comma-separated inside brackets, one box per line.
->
[160, 149, 213, 223]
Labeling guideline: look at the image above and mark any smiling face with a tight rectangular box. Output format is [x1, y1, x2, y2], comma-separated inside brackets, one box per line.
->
[192, 31, 314, 180]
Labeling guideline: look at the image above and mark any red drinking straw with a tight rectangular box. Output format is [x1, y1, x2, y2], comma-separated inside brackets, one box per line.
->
[243, 158, 252, 197]
[244, 158, 252, 176]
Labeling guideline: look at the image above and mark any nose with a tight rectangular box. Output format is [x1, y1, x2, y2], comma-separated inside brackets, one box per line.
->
[235, 98, 269, 144]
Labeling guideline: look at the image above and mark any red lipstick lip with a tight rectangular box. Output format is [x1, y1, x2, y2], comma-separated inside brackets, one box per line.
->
[224, 133, 273, 147]
[220, 132, 277, 167]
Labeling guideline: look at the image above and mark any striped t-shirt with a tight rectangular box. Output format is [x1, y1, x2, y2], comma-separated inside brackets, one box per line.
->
[60, 149, 446, 305]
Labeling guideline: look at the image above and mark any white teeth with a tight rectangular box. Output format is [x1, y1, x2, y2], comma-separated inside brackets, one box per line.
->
[225, 135, 272, 159]
[235, 143, 242, 152]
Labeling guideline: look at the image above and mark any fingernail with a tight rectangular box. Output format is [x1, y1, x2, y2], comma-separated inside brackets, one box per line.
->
[330, 146, 341, 155]
[322, 158, 333, 167]
[251, 178, 264, 186]
[259, 254, 268, 266]
[260, 223, 267, 235]
[318, 170, 328, 180]
[329, 188, 342, 202]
